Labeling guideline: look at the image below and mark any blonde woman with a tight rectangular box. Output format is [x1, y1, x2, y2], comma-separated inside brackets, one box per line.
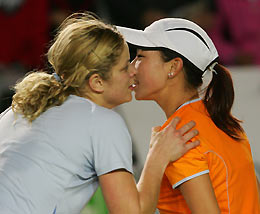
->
[0, 13, 199, 214]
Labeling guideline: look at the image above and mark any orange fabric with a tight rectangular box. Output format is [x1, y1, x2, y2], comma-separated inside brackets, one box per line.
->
[157, 100, 260, 214]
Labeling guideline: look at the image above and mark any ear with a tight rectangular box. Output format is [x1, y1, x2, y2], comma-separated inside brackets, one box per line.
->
[88, 73, 104, 93]
[167, 57, 183, 78]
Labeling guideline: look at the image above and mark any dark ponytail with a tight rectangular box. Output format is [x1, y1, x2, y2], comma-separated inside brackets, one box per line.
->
[203, 64, 244, 141]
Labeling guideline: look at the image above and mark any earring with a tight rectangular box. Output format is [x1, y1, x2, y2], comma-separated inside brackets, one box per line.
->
[168, 72, 174, 79]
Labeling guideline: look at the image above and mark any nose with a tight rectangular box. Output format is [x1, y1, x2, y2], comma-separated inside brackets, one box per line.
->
[128, 61, 137, 76]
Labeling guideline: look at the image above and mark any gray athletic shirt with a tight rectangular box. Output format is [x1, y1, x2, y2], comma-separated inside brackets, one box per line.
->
[0, 95, 133, 214]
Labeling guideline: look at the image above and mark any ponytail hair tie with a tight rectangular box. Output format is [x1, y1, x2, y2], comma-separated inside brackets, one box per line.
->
[202, 62, 218, 78]
[52, 72, 62, 82]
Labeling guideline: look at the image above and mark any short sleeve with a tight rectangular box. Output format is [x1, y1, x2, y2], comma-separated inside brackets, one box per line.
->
[165, 147, 209, 189]
[0, 107, 11, 120]
[90, 109, 133, 176]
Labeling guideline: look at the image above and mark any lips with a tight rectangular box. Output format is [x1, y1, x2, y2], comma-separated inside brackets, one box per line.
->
[129, 84, 136, 90]
[129, 80, 139, 90]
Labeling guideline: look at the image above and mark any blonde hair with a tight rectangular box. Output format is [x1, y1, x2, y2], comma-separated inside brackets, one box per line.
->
[12, 12, 124, 122]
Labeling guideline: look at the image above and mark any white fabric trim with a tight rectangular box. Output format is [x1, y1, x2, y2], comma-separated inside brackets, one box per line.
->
[176, 97, 202, 112]
[204, 150, 230, 214]
[0, 107, 11, 121]
[172, 169, 209, 189]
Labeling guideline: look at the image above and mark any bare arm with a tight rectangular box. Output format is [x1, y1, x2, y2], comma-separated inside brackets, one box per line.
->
[137, 117, 200, 214]
[99, 170, 140, 213]
[99, 117, 200, 214]
[179, 174, 220, 214]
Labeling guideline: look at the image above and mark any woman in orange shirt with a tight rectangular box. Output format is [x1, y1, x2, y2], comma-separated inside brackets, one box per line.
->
[118, 18, 260, 213]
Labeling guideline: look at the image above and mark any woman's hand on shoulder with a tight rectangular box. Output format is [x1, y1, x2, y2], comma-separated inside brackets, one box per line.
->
[149, 116, 200, 163]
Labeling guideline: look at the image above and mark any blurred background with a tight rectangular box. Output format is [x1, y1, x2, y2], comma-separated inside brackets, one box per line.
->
[0, 0, 260, 213]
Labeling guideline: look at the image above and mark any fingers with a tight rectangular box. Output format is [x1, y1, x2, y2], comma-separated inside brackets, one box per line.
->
[150, 126, 161, 148]
[165, 116, 181, 131]
[152, 126, 161, 133]
[177, 120, 196, 136]
[185, 140, 200, 152]
[182, 129, 199, 143]
[182, 129, 200, 154]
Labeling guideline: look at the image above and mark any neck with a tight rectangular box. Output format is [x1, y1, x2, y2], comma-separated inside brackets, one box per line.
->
[156, 89, 199, 119]
[80, 88, 115, 109]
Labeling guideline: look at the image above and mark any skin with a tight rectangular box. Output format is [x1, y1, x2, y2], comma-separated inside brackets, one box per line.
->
[101, 43, 135, 108]
[179, 174, 220, 214]
[132, 50, 169, 101]
[84, 42, 135, 109]
[131, 49, 221, 213]
[82, 43, 200, 214]
[99, 117, 199, 214]
[133, 50, 198, 118]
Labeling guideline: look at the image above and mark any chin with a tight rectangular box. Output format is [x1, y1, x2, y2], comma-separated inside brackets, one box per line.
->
[135, 93, 148, 101]
[122, 94, 133, 104]
[126, 96, 133, 102]
[135, 94, 142, 100]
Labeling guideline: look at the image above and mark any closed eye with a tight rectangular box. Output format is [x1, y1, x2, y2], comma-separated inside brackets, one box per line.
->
[121, 62, 130, 72]
[120, 59, 131, 72]
[123, 65, 129, 71]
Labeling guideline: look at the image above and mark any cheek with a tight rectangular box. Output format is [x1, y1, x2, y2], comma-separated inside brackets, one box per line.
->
[141, 69, 166, 93]
[115, 76, 131, 95]
[139, 64, 159, 84]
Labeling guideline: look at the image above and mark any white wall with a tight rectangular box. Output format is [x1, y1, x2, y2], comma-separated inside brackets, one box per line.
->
[116, 66, 260, 177]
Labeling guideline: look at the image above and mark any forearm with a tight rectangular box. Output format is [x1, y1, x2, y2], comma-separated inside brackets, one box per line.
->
[137, 149, 168, 214]
[135, 117, 199, 213]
